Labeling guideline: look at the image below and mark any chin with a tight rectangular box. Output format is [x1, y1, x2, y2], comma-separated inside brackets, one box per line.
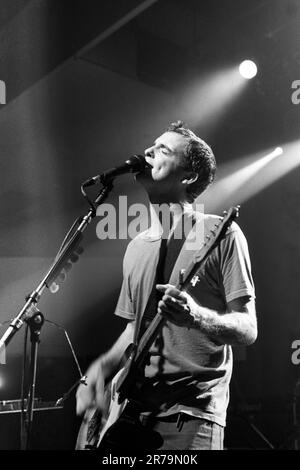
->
[135, 171, 153, 189]
[136, 171, 149, 182]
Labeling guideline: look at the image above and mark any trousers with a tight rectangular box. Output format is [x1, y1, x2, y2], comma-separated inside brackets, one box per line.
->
[140, 413, 224, 450]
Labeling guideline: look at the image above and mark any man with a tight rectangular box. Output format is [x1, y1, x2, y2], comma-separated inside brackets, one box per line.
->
[76, 121, 257, 450]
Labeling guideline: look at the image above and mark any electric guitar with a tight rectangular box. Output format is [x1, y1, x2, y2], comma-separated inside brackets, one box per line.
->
[76, 206, 240, 451]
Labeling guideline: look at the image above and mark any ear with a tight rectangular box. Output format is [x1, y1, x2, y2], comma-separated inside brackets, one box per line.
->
[181, 172, 198, 186]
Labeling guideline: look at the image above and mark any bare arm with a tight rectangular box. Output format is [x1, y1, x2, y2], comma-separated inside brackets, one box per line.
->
[76, 320, 135, 415]
[99, 320, 136, 377]
[189, 296, 257, 346]
[157, 284, 257, 347]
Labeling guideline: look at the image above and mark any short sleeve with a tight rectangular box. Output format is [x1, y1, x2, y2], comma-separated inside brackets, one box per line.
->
[114, 255, 135, 320]
[218, 222, 255, 304]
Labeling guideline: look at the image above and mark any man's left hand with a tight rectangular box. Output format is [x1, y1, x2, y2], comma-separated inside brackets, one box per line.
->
[156, 283, 197, 327]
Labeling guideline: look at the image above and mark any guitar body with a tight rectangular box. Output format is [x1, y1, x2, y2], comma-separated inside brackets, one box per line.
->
[76, 361, 130, 450]
[77, 368, 163, 452]
[76, 342, 140, 450]
[76, 407, 100, 450]
[96, 369, 129, 450]
[75, 378, 113, 450]
[97, 369, 163, 452]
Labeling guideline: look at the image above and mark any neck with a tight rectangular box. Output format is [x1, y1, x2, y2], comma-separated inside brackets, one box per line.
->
[147, 187, 186, 206]
[148, 199, 193, 236]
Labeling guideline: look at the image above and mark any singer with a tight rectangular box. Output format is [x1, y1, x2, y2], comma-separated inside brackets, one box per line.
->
[76, 121, 257, 451]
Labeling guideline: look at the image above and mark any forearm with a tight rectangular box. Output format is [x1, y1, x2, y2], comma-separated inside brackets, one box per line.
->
[191, 305, 257, 346]
[90, 320, 135, 380]
[157, 284, 257, 346]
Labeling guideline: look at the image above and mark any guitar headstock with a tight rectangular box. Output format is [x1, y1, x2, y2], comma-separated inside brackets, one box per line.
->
[178, 206, 241, 289]
[193, 205, 240, 263]
[207, 205, 240, 245]
[222, 205, 240, 225]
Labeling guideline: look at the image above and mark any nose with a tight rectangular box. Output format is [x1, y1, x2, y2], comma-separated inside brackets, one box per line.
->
[145, 145, 154, 158]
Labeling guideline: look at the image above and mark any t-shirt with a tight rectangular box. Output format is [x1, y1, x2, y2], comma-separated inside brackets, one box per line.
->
[114, 213, 255, 427]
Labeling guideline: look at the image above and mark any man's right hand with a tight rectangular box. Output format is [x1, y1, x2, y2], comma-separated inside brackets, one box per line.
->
[76, 321, 135, 416]
[76, 358, 106, 415]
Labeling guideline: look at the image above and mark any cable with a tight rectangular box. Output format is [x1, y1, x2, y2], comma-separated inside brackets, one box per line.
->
[81, 184, 96, 215]
[45, 320, 85, 382]
[54, 216, 83, 259]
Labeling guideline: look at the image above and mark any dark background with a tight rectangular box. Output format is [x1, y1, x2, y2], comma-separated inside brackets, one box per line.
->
[0, 0, 300, 450]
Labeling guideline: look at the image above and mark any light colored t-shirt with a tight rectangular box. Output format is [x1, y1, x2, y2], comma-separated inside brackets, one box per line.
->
[115, 214, 255, 427]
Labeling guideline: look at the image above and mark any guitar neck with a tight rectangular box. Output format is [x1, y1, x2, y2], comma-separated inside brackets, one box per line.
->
[135, 312, 164, 367]
[134, 275, 186, 368]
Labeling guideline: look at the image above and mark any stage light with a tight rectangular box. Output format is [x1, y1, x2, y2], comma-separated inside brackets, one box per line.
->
[239, 60, 257, 79]
[199, 145, 288, 212]
[179, 65, 248, 134]
[274, 147, 283, 156]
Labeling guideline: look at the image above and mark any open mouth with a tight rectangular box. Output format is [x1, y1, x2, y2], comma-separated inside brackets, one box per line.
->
[136, 161, 152, 177]
[144, 160, 153, 172]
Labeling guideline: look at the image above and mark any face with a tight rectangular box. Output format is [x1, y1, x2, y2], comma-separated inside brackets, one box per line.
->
[137, 131, 189, 198]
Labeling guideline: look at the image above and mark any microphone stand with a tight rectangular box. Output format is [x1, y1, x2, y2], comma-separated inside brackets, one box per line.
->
[0, 179, 114, 449]
[21, 312, 44, 450]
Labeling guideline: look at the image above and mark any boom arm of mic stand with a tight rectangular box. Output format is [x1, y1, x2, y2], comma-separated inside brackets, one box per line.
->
[0, 182, 114, 353]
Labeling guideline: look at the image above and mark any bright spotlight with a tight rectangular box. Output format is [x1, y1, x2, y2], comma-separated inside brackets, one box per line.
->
[239, 60, 257, 79]
[199, 146, 285, 212]
[274, 146, 283, 156]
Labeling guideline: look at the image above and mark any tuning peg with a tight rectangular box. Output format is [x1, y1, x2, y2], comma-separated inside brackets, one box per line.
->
[179, 269, 186, 285]
[49, 282, 60, 293]
[70, 253, 79, 263]
[223, 210, 228, 216]
[64, 261, 72, 272]
[58, 270, 67, 282]
[76, 246, 84, 255]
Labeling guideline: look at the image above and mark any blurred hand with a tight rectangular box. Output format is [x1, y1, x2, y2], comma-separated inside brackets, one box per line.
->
[76, 358, 106, 415]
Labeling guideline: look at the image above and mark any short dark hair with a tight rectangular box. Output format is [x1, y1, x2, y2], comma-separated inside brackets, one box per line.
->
[166, 121, 216, 202]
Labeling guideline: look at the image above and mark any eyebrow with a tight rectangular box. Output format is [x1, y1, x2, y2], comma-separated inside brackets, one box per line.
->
[154, 139, 173, 152]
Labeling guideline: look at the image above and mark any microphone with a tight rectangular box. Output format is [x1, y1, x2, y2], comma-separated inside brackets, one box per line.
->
[82, 155, 149, 187]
